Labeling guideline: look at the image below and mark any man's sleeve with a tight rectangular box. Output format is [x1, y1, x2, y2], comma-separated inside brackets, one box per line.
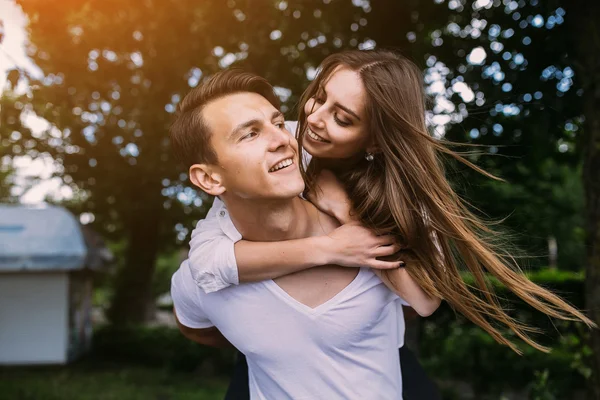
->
[171, 261, 214, 329]
[188, 197, 240, 293]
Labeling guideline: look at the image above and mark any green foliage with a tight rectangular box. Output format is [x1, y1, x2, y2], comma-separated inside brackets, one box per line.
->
[0, 162, 16, 203]
[152, 250, 185, 297]
[421, 269, 589, 399]
[3, 0, 592, 319]
[91, 325, 236, 374]
[462, 266, 584, 287]
[0, 364, 227, 400]
[422, 314, 590, 399]
[461, 267, 585, 333]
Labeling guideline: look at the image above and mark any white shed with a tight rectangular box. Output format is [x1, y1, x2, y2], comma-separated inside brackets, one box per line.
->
[0, 205, 111, 365]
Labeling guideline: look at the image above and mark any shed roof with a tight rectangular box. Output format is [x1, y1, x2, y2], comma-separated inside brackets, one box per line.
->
[0, 205, 88, 272]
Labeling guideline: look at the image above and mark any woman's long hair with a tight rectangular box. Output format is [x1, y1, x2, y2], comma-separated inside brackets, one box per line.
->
[297, 49, 595, 354]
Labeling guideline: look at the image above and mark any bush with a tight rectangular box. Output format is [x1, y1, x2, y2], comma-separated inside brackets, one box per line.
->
[91, 325, 236, 375]
[420, 268, 590, 399]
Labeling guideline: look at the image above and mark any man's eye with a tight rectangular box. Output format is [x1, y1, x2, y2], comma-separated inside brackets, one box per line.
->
[241, 131, 258, 141]
[275, 122, 285, 129]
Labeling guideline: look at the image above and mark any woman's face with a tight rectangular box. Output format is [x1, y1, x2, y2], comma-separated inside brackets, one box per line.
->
[303, 67, 370, 159]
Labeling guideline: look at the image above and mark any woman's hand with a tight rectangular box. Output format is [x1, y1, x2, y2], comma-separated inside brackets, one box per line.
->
[308, 169, 403, 269]
[323, 223, 405, 270]
[306, 169, 356, 224]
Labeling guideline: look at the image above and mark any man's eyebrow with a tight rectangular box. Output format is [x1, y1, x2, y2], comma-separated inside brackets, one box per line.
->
[229, 119, 260, 140]
[272, 110, 284, 121]
[321, 86, 361, 121]
[229, 110, 285, 140]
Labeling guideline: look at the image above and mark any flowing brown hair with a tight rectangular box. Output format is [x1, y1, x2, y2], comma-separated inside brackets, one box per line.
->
[297, 49, 595, 354]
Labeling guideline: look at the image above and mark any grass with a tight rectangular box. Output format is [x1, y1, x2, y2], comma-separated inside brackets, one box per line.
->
[0, 362, 228, 400]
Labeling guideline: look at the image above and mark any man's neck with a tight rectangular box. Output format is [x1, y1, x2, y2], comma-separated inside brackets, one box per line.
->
[223, 196, 313, 242]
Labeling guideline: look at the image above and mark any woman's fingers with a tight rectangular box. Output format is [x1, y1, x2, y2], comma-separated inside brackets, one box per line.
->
[369, 260, 405, 270]
[373, 243, 400, 257]
[375, 234, 396, 246]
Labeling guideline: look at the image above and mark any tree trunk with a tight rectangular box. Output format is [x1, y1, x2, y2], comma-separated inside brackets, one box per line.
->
[109, 207, 162, 324]
[583, 82, 600, 400]
[568, 2, 600, 398]
[583, 72, 600, 400]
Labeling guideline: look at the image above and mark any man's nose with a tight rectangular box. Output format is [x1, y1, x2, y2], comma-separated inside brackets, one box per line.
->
[267, 124, 291, 152]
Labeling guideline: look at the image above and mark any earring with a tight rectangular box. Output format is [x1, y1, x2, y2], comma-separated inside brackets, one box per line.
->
[365, 152, 374, 161]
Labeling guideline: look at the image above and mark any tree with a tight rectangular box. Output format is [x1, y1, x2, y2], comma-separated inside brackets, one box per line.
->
[1, 87, 23, 204]
[7, 0, 381, 323]
[0, 163, 16, 203]
[564, 2, 600, 397]
[7, 6, 597, 384]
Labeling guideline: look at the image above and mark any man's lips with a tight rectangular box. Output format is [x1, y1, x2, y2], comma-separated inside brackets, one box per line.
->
[268, 157, 294, 172]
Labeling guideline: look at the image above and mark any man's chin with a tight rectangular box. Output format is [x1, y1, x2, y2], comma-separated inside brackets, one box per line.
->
[270, 184, 306, 200]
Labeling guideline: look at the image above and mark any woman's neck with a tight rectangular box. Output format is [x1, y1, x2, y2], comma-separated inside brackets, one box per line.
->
[313, 154, 363, 174]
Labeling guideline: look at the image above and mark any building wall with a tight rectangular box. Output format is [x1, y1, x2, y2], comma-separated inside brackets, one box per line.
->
[0, 272, 68, 365]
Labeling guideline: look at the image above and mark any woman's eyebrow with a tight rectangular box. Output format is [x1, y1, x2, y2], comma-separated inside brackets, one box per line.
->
[321, 86, 361, 121]
[334, 102, 361, 121]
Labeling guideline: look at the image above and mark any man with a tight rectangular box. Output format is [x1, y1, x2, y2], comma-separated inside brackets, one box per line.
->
[169, 69, 434, 399]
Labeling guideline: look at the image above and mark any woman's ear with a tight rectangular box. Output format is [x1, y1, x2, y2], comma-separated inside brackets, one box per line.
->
[365, 139, 380, 155]
[189, 164, 226, 196]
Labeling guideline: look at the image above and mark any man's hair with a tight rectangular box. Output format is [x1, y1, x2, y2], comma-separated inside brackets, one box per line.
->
[169, 69, 281, 168]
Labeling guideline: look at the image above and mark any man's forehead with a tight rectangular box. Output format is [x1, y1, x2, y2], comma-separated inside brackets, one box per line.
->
[203, 92, 277, 132]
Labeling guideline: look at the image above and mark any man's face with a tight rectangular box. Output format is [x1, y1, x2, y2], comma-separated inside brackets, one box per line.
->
[202, 92, 304, 200]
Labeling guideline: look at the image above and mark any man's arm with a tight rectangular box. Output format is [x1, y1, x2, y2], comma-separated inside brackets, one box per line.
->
[171, 262, 232, 347]
[174, 309, 233, 348]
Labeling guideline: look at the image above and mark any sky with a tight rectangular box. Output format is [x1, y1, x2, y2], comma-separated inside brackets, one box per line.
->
[1, 0, 66, 204]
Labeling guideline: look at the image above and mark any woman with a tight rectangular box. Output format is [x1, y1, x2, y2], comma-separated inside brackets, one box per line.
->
[187, 49, 594, 398]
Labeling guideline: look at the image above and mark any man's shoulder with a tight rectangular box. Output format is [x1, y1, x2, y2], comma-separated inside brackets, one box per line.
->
[306, 201, 340, 236]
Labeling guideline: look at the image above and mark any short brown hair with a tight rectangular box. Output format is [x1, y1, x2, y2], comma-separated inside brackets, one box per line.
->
[169, 69, 281, 167]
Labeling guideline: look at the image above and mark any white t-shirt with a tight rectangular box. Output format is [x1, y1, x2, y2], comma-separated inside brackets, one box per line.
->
[188, 120, 311, 293]
[174, 195, 409, 399]
[172, 262, 408, 400]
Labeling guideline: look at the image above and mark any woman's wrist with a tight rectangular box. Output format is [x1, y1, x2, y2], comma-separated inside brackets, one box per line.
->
[310, 235, 335, 266]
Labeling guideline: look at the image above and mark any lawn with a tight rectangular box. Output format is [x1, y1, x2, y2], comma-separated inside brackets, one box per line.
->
[0, 363, 228, 400]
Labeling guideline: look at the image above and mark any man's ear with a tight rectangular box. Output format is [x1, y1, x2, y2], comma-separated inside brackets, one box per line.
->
[189, 164, 226, 196]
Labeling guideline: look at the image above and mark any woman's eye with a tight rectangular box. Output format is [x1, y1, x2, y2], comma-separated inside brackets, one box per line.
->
[275, 122, 285, 129]
[314, 95, 325, 104]
[333, 114, 351, 127]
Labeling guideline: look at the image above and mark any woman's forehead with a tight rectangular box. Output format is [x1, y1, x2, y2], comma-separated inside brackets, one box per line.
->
[322, 67, 366, 113]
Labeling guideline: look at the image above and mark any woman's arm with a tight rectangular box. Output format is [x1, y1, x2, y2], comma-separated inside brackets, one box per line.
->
[235, 224, 403, 282]
[374, 268, 441, 317]
[188, 198, 403, 293]
[308, 170, 442, 317]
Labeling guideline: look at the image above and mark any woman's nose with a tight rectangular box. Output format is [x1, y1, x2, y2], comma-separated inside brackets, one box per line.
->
[307, 108, 325, 129]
